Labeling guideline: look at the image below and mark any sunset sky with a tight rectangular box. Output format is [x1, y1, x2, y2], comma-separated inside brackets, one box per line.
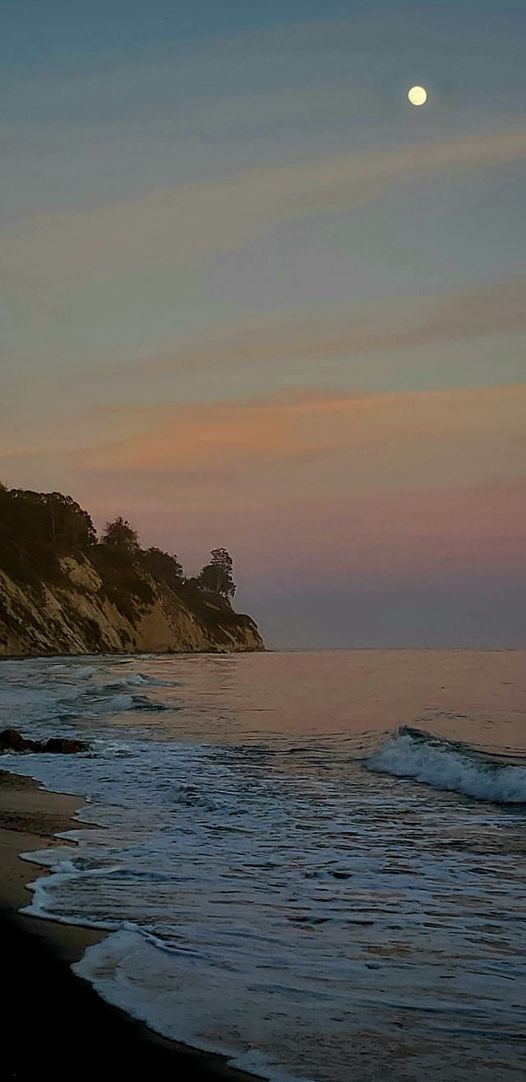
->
[2, 0, 525, 647]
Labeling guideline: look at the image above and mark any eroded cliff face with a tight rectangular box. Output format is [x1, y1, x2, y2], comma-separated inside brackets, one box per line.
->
[0, 552, 264, 657]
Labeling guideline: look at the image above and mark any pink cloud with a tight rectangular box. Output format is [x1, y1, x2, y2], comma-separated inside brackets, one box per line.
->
[4, 384, 524, 590]
[49, 383, 523, 587]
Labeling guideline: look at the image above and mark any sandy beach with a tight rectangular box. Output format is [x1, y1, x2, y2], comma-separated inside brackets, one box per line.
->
[0, 768, 262, 1082]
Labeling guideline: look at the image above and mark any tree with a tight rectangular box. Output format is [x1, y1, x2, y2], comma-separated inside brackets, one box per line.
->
[197, 547, 236, 599]
[101, 516, 140, 552]
[0, 486, 95, 549]
[143, 547, 184, 588]
[43, 492, 96, 548]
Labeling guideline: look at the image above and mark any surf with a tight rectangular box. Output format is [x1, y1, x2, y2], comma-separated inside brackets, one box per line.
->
[367, 726, 526, 804]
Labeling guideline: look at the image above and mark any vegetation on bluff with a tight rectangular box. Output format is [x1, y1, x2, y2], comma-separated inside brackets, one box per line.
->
[0, 482, 238, 603]
[0, 482, 263, 656]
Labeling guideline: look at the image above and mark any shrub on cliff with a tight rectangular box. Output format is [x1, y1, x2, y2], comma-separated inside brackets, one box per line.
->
[101, 517, 140, 552]
[142, 547, 184, 590]
[197, 547, 236, 600]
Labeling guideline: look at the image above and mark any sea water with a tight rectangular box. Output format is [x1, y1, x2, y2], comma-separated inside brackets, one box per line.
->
[1, 650, 525, 1081]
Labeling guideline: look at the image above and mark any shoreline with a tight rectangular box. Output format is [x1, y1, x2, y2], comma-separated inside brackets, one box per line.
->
[0, 767, 264, 1082]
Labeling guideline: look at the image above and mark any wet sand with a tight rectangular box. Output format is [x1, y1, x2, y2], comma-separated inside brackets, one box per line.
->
[0, 768, 262, 1082]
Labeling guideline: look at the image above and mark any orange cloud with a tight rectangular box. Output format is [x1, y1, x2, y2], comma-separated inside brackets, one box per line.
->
[76, 384, 526, 498]
[5, 383, 524, 586]
[6, 385, 515, 587]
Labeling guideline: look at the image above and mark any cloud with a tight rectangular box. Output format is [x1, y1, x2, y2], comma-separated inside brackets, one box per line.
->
[5, 383, 524, 504]
[138, 277, 526, 375]
[71, 384, 526, 503]
[4, 384, 523, 592]
[3, 128, 526, 285]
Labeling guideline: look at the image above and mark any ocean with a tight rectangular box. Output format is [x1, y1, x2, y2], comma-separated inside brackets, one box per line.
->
[1, 649, 525, 1081]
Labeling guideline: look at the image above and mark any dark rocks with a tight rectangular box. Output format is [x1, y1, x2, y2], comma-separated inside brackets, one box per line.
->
[41, 736, 88, 753]
[0, 728, 88, 754]
[0, 729, 33, 752]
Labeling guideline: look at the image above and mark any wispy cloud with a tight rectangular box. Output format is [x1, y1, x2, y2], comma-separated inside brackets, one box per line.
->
[71, 383, 526, 499]
[78, 393, 526, 587]
[137, 277, 526, 375]
[3, 128, 526, 285]
[4, 384, 523, 589]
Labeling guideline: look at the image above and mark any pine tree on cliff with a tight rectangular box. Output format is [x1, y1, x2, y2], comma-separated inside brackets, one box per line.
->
[101, 517, 140, 553]
[197, 547, 236, 599]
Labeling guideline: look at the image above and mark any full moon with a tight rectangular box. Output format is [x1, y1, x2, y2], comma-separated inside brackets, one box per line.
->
[408, 85, 428, 106]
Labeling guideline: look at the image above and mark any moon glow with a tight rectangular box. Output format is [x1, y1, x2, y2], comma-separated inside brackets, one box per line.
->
[408, 85, 428, 106]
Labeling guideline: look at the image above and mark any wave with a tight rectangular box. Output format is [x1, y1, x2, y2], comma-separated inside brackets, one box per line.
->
[96, 673, 161, 689]
[73, 928, 309, 1082]
[74, 665, 101, 679]
[367, 726, 526, 804]
[94, 693, 167, 713]
[50, 693, 168, 726]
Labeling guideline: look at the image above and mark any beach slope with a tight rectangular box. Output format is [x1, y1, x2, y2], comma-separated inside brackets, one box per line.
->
[0, 769, 262, 1082]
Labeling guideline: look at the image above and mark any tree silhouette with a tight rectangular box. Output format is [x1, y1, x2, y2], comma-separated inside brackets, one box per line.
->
[101, 517, 139, 552]
[44, 492, 96, 548]
[143, 547, 184, 588]
[0, 485, 95, 549]
[197, 547, 236, 599]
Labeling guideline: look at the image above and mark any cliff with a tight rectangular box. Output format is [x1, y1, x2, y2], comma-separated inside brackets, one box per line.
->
[0, 550, 264, 656]
[0, 488, 264, 657]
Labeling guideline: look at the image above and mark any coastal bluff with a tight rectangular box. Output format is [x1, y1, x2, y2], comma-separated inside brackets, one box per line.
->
[0, 486, 264, 657]
[0, 551, 264, 656]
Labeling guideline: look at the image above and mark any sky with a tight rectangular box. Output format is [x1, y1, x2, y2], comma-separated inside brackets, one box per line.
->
[1, 0, 525, 648]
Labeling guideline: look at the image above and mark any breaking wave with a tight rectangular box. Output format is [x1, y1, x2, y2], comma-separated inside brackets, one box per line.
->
[367, 726, 526, 804]
[54, 691, 169, 722]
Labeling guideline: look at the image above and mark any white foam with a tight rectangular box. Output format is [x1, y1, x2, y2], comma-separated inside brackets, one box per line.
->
[75, 665, 99, 680]
[368, 727, 526, 803]
[82, 692, 166, 714]
[73, 929, 319, 1082]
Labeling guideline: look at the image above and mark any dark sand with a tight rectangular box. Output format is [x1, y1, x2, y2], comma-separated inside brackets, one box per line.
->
[0, 768, 263, 1082]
